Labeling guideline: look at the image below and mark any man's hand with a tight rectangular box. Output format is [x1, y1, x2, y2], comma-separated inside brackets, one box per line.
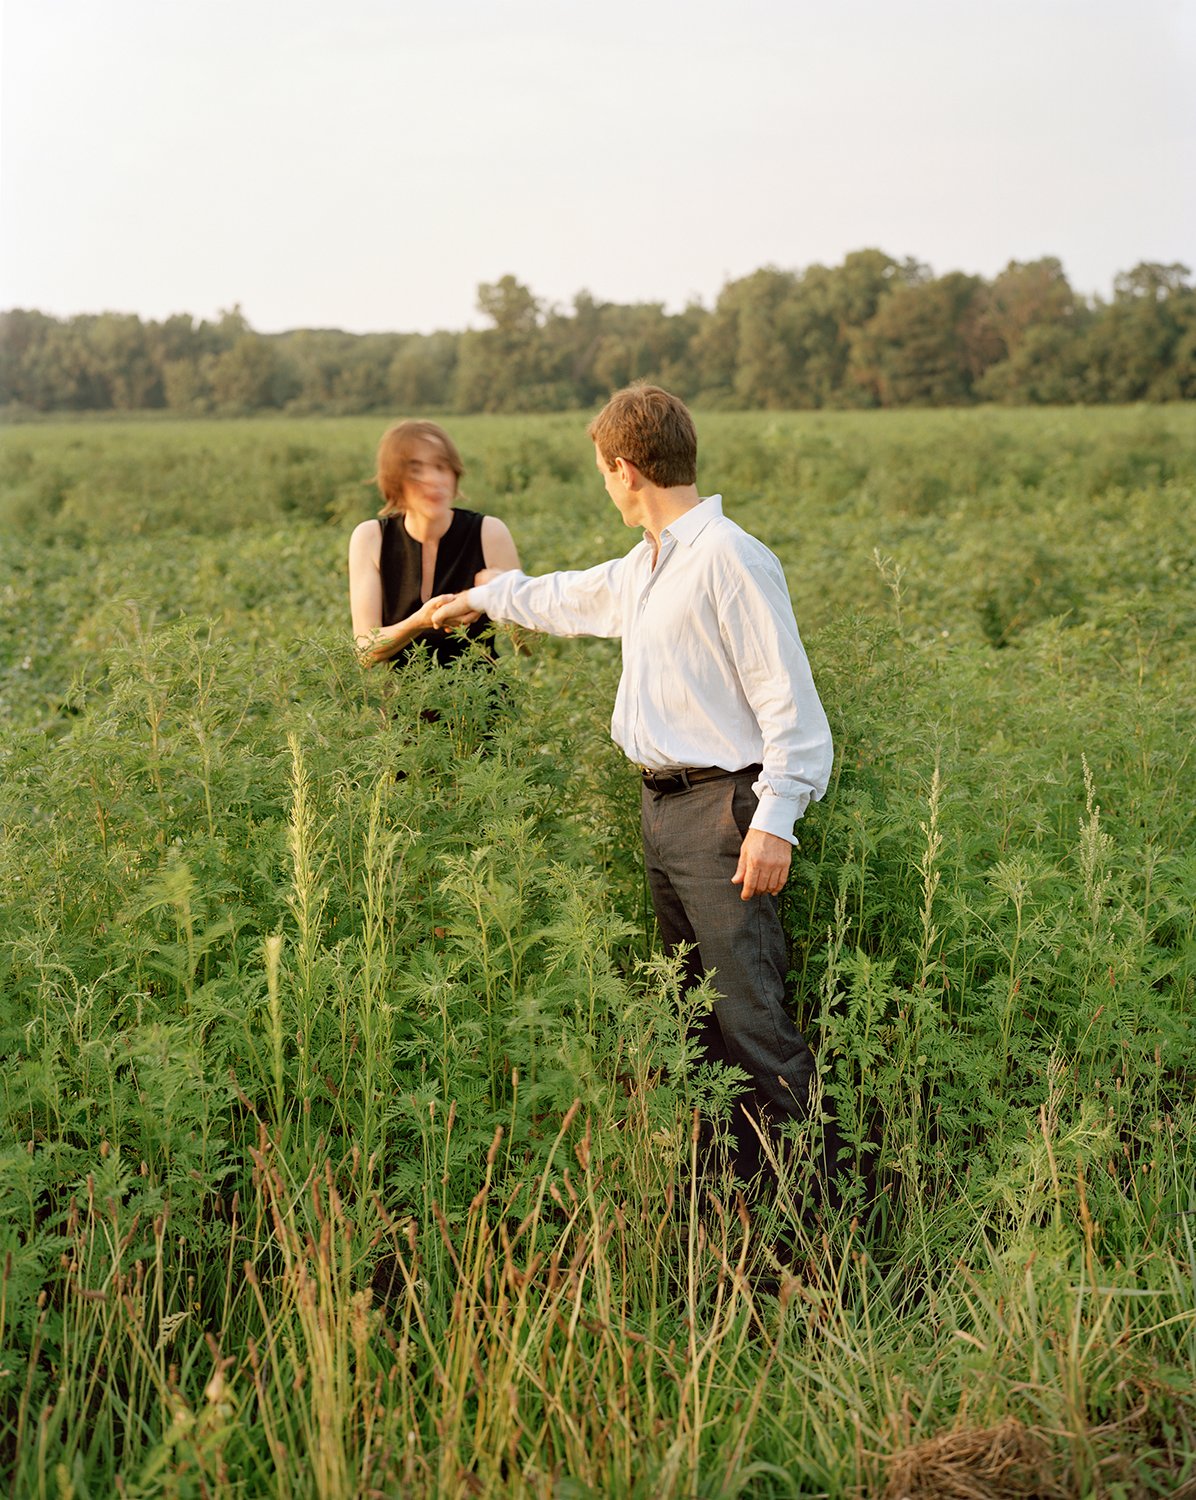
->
[413, 594, 457, 631]
[731, 828, 792, 901]
[430, 593, 482, 629]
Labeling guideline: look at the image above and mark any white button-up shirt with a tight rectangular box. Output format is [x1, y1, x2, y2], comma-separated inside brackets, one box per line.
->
[466, 495, 833, 843]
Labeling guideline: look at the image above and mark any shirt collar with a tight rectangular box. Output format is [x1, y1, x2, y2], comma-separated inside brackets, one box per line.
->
[661, 494, 723, 547]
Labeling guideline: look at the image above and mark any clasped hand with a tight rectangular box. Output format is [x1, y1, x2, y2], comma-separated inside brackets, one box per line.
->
[428, 592, 481, 629]
[426, 569, 504, 630]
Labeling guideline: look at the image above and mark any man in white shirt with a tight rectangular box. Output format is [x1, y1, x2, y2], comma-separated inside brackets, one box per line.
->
[432, 385, 833, 1191]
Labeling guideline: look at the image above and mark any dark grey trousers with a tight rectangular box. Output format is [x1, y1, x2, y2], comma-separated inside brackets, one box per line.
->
[641, 770, 815, 1187]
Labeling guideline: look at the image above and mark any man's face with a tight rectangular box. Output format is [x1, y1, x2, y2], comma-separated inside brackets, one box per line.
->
[595, 445, 639, 528]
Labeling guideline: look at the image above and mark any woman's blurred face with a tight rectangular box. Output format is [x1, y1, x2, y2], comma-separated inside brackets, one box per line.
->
[402, 438, 458, 513]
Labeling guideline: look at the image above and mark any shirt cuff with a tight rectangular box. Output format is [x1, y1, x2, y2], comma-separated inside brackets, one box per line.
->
[749, 787, 808, 844]
[467, 572, 523, 618]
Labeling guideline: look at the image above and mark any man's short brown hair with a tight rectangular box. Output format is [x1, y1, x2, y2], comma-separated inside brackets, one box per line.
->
[587, 384, 697, 489]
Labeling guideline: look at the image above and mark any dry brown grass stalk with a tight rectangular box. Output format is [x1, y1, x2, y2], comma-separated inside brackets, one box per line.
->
[881, 1416, 1064, 1500]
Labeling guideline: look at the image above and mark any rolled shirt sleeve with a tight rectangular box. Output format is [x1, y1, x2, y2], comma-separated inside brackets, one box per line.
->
[714, 552, 832, 842]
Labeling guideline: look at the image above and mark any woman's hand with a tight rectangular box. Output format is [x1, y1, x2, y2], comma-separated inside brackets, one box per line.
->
[352, 593, 457, 666]
[431, 594, 483, 629]
[413, 594, 457, 631]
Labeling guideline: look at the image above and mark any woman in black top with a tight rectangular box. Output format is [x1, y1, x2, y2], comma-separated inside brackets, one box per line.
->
[348, 421, 520, 667]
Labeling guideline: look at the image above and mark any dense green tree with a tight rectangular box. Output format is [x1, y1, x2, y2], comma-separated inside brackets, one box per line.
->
[21, 319, 109, 410]
[589, 300, 699, 400]
[0, 310, 57, 406]
[977, 322, 1091, 404]
[1114, 261, 1192, 302]
[454, 276, 548, 412]
[147, 314, 207, 409]
[387, 332, 458, 411]
[3, 254, 1191, 415]
[1166, 296, 1196, 401]
[776, 265, 847, 408]
[976, 259, 1087, 404]
[730, 269, 805, 409]
[206, 335, 299, 410]
[800, 250, 923, 407]
[691, 252, 917, 409]
[689, 288, 739, 403]
[555, 290, 609, 406]
[89, 313, 163, 409]
[692, 267, 820, 407]
[327, 335, 399, 411]
[148, 312, 201, 364]
[985, 257, 1077, 355]
[851, 272, 1002, 406]
[275, 329, 354, 408]
[160, 357, 212, 412]
[834, 249, 920, 326]
[1082, 262, 1194, 402]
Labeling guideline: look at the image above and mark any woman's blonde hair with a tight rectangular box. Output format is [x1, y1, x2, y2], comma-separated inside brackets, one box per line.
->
[373, 420, 464, 517]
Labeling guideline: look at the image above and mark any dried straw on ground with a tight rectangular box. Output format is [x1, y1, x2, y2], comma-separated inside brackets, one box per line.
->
[882, 1417, 1063, 1500]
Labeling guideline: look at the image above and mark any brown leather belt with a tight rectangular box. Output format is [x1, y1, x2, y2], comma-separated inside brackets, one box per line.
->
[640, 764, 761, 795]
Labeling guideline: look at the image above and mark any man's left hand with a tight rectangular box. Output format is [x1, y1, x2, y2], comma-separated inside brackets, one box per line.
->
[731, 828, 792, 901]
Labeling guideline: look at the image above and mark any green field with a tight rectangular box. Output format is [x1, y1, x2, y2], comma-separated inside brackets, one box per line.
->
[2, 407, 1194, 1497]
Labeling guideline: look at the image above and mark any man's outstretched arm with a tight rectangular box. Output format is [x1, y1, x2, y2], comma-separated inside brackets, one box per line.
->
[432, 561, 627, 639]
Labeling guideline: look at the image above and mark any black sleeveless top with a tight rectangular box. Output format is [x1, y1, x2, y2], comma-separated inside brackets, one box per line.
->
[378, 509, 494, 667]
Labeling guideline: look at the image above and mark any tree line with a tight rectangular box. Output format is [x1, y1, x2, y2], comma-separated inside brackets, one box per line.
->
[2, 251, 1193, 416]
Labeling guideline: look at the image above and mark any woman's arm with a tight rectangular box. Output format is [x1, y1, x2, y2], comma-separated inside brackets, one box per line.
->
[478, 514, 529, 649]
[479, 515, 521, 577]
[348, 520, 453, 667]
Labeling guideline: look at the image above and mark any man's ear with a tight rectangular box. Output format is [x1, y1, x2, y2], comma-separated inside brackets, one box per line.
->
[614, 456, 641, 487]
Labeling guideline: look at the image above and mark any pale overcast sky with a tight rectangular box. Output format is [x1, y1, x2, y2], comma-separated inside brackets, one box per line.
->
[1, 0, 1193, 334]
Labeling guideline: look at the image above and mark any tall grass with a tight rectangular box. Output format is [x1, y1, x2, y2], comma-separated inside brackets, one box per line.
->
[1, 407, 1194, 1494]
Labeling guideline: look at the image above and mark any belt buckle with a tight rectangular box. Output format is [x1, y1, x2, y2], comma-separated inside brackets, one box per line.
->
[643, 767, 690, 794]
